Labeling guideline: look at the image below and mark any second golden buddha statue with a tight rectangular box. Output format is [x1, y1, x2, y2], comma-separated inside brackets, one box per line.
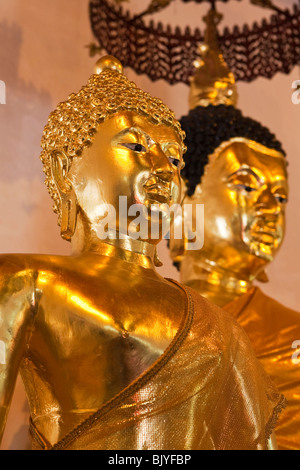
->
[170, 9, 300, 451]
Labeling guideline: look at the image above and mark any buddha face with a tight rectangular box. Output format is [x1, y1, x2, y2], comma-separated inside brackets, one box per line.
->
[182, 139, 288, 273]
[68, 111, 183, 244]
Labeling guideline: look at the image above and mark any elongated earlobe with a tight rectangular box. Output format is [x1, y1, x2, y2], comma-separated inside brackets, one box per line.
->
[60, 191, 78, 241]
[256, 270, 269, 283]
[154, 248, 163, 267]
[51, 150, 78, 241]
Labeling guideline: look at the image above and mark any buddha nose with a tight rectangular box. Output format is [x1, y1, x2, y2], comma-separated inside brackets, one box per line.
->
[149, 144, 174, 182]
[255, 188, 281, 217]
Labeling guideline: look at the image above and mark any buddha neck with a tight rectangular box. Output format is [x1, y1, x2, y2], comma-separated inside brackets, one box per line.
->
[180, 254, 255, 307]
[78, 237, 157, 271]
[71, 216, 158, 271]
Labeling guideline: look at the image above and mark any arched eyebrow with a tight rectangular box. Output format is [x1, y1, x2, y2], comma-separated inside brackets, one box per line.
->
[115, 127, 156, 148]
[116, 126, 147, 138]
[227, 167, 261, 182]
[227, 166, 288, 189]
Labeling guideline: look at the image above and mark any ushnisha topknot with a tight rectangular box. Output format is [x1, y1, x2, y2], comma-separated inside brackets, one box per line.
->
[180, 104, 286, 197]
[40, 55, 186, 221]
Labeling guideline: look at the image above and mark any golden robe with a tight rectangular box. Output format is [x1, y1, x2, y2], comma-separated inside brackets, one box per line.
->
[224, 287, 300, 450]
[28, 285, 285, 450]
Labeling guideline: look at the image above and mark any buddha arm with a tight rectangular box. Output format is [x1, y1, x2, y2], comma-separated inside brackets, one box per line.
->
[0, 257, 38, 445]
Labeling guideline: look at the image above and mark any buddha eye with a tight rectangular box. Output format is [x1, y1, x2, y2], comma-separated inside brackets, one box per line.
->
[235, 184, 257, 193]
[121, 143, 146, 153]
[274, 194, 288, 204]
[169, 157, 181, 168]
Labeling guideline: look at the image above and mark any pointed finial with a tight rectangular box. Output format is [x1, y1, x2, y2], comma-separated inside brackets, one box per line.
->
[189, 9, 238, 110]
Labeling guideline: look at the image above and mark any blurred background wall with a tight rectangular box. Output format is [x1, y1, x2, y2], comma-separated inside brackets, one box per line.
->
[0, 0, 299, 450]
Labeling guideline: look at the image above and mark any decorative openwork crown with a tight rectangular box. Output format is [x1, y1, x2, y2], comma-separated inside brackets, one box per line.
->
[89, 0, 300, 84]
[40, 56, 186, 221]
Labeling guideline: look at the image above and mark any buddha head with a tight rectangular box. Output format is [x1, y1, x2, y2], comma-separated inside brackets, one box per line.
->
[171, 104, 288, 280]
[169, 10, 288, 282]
[40, 56, 186, 252]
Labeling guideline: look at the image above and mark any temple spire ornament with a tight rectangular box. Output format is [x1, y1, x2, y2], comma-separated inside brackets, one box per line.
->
[94, 55, 123, 75]
[189, 8, 238, 109]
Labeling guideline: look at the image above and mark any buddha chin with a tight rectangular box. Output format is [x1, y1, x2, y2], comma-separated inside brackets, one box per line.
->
[242, 216, 283, 261]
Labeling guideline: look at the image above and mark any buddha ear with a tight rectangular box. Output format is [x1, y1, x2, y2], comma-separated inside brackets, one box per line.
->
[50, 150, 78, 241]
[51, 150, 72, 194]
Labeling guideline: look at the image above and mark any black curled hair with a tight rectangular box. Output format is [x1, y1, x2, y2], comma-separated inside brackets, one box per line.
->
[180, 105, 286, 197]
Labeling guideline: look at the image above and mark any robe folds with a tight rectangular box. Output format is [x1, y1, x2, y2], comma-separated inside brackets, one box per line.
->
[224, 287, 300, 451]
[30, 284, 286, 450]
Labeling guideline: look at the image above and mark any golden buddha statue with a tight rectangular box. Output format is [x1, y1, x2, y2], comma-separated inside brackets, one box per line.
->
[170, 10, 300, 451]
[0, 56, 285, 450]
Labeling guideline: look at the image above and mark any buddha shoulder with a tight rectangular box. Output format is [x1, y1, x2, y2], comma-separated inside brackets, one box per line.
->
[0, 254, 46, 332]
[0, 254, 186, 332]
[0, 253, 68, 281]
[0, 253, 74, 302]
[0, 253, 41, 287]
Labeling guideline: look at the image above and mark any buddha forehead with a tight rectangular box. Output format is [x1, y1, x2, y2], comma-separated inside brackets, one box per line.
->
[203, 139, 288, 183]
[88, 110, 183, 147]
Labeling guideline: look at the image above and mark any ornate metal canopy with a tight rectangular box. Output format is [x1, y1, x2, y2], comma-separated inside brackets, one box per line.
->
[89, 0, 300, 84]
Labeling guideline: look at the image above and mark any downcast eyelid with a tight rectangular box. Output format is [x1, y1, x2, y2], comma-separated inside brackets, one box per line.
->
[273, 187, 288, 202]
[117, 128, 182, 160]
